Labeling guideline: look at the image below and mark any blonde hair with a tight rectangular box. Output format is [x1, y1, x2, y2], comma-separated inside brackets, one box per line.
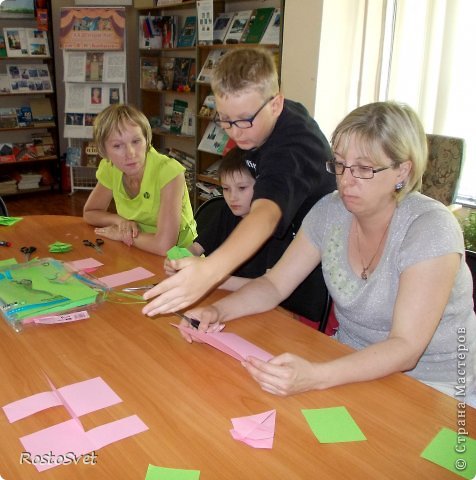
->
[211, 47, 279, 99]
[331, 101, 428, 201]
[93, 104, 152, 159]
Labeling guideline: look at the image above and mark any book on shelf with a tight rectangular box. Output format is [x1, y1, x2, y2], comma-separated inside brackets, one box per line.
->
[66, 146, 81, 166]
[170, 99, 188, 134]
[172, 57, 193, 92]
[223, 10, 253, 44]
[139, 15, 178, 49]
[242, 7, 275, 44]
[31, 132, 55, 157]
[29, 98, 55, 127]
[0, 144, 15, 164]
[157, 56, 175, 90]
[0, 33, 6, 57]
[201, 158, 222, 181]
[82, 141, 101, 167]
[260, 8, 281, 45]
[187, 58, 196, 92]
[0, 175, 17, 194]
[161, 101, 174, 131]
[180, 108, 195, 136]
[167, 147, 195, 192]
[17, 172, 43, 190]
[0, 74, 11, 94]
[197, 49, 226, 84]
[0, 108, 18, 129]
[140, 57, 158, 89]
[177, 16, 197, 48]
[16, 106, 33, 127]
[212, 12, 234, 44]
[3, 28, 50, 57]
[199, 94, 216, 118]
[196, 181, 222, 200]
[198, 122, 236, 156]
[7, 63, 53, 93]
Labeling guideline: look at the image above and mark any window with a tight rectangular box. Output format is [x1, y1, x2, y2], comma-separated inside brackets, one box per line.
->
[314, 0, 475, 206]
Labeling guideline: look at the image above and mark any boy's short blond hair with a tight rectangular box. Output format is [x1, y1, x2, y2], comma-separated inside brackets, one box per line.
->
[211, 47, 279, 99]
[93, 104, 152, 159]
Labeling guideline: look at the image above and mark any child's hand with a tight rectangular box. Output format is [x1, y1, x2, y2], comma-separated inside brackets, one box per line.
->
[163, 258, 178, 276]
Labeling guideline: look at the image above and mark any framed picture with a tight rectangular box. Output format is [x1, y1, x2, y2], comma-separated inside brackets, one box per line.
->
[0, 0, 35, 19]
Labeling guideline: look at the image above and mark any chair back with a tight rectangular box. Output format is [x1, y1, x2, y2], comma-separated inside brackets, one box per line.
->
[0, 196, 8, 216]
[422, 134, 464, 205]
[194, 196, 226, 236]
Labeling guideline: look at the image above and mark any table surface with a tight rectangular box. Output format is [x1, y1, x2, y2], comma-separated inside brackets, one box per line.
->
[0, 215, 474, 479]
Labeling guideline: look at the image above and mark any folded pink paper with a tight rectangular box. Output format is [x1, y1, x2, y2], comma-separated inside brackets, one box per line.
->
[21, 415, 148, 472]
[174, 324, 273, 362]
[3, 376, 121, 423]
[230, 409, 276, 449]
[99, 267, 155, 288]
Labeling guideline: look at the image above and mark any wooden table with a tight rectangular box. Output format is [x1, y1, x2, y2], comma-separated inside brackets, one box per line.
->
[0, 216, 474, 479]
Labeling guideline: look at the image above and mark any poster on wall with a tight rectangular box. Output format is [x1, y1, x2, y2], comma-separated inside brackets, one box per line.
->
[59, 7, 125, 51]
[0, 0, 34, 19]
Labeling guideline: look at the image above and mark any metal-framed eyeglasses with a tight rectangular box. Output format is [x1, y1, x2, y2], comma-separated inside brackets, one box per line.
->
[213, 96, 275, 130]
[326, 160, 390, 179]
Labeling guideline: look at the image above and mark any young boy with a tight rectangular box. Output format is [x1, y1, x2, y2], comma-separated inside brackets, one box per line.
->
[165, 148, 295, 292]
[143, 47, 336, 317]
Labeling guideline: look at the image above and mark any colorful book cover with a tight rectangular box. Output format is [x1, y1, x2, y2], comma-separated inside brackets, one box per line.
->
[170, 99, 188, 134]
[177, 16, 197, 48]
[242, 7, 275, 44]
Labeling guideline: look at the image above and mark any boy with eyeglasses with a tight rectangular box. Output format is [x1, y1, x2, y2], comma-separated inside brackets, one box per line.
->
[143, 47, 336, 319]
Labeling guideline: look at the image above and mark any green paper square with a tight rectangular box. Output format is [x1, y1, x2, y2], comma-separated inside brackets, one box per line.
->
[421, 427, 476, 479]
[0, 258, 17, 267]
[145, 464, 200, 480]
[302, 406, 366, 443]
[167, 246, 193, 260]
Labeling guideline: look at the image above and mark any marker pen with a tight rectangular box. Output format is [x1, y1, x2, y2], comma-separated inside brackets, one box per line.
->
[0, 241, 11, 247]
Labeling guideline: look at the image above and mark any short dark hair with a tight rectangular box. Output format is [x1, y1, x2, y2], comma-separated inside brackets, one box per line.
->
[218, 147, 255, 180]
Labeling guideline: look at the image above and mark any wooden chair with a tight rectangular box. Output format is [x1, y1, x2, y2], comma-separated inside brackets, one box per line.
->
[422, 134, 464, 205]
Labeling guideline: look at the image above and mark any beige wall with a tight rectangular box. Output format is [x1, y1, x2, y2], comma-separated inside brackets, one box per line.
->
[281, 0, 323, 114]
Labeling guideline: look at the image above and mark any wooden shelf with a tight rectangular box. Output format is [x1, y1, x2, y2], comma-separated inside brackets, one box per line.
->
[196, 174, 220, 186]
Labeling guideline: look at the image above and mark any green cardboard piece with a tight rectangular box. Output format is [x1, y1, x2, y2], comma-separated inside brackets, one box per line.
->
[421, 427, 476, 479]
[145, 464, 200, 480]
[0, 216, 22, 226]
[302, 406, 367, 443]
[167, 246, 193, 260]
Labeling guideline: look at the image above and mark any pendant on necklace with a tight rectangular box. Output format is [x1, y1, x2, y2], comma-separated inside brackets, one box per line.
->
[361, 268, 368, 280]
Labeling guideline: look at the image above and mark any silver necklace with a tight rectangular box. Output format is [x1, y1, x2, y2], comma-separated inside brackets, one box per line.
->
[355, 221, 390, 280]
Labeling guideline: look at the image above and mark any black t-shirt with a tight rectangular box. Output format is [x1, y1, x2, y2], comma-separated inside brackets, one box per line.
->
[196, 199, 294, 279]
[245, 99, 336, 238]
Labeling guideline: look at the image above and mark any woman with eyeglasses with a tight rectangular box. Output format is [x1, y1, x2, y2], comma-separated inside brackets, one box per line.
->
[181, 101, 476, 405]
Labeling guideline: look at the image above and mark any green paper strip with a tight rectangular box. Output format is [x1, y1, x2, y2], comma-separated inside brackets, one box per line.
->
[302, 406, 367, 443]
[421, 427, 476, 479]
[145, 464, 200, 480]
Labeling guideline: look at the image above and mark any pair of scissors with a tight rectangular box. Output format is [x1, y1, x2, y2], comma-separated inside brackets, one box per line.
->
[173, 312, 200, 329]
[20, 246, 37, 261]
[83, 238, 104, 253]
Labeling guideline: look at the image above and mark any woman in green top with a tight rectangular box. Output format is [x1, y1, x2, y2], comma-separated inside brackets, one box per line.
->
[83, 104, 196, 255]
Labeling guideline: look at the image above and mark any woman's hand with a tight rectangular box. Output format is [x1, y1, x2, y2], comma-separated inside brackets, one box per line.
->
[178, 304, 224, 343]
[163, 258, 177, 276]
[243, 353, 319, 396]
[95, 220, 139, 246]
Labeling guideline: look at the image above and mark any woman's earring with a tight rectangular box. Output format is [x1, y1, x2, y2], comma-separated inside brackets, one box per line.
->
[395, 182, 404, 192]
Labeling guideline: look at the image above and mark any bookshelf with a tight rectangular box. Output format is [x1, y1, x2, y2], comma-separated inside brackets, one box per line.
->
[136, 0, 284, 208]
[0, 4, 60, 197]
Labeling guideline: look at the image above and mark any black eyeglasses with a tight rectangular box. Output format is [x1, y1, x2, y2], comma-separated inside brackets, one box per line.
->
[326, 160, 390, 179]
[213, 96, 275, 130]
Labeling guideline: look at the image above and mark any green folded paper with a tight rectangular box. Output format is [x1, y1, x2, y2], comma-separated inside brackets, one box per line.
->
[49, 241, 73, 253]
[167, 245, 193, 260]
[0, 216, 23, 226]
